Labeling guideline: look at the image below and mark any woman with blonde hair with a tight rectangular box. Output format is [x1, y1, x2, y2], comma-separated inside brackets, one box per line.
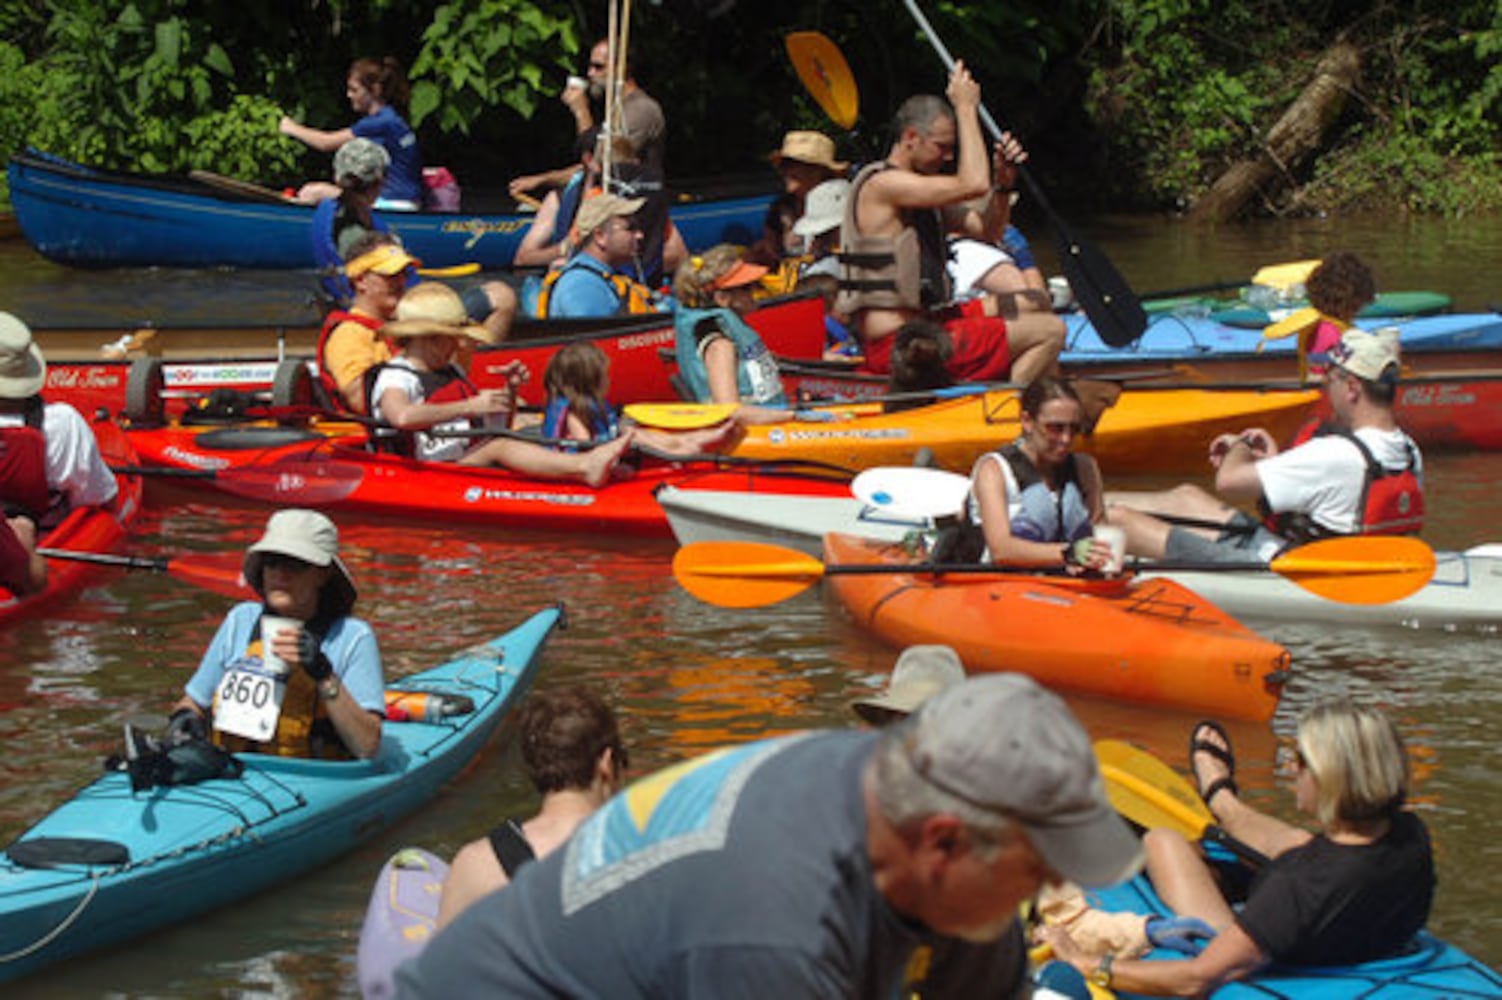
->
[1043, 698, 1435, 994]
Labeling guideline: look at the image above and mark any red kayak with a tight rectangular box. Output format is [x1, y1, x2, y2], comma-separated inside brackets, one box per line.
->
[124, 422, 852, 537]
[0, 416, 144, 627]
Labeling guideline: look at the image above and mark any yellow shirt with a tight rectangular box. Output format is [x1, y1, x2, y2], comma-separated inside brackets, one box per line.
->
[323, 311, 393, 406]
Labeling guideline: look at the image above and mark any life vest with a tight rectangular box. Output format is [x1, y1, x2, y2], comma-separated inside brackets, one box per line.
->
[673, 306, 789, 407]
[212, 614, 352, 760]
[487, 817, 538, 878]
[365, 362, 480, 458]
[541, 395, 620, 444]
[992, 444, 1094, 544]
[0, 399, 50, 521]
[1265, 421, 1425, 540]
[835, 161, 951, 316]
[311, 199, 393, 307]
[316, 309, 389, 412]
[534, 257, 658, 318]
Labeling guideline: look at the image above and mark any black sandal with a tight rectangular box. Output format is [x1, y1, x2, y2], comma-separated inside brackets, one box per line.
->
[1189, 719, 1238, 808]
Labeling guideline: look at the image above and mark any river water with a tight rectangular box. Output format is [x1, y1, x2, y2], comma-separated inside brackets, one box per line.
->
[0, 216, 1498, 994]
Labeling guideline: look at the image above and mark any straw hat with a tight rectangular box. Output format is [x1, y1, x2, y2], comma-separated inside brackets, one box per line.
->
[243, 509, 358, 617]
[851, 645, 966, 724]
[0, 312, 46, 399]
[382, 284, 497, 344]
[769, 131, 848, 173]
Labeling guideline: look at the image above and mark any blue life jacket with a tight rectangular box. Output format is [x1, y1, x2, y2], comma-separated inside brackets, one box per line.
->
[672, 306, 787, 407]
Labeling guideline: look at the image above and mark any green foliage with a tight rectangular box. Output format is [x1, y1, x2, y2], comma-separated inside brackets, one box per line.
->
[409, 0, 580, 134]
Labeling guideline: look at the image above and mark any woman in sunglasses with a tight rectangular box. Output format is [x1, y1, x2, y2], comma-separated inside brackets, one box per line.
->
[965, 375, 1116, 572]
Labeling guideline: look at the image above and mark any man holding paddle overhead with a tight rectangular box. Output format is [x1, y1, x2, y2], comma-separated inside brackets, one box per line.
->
[1109, 326, 1424, 563]
[836, 63, 1065, 386]
[395, 673, 1142, 998]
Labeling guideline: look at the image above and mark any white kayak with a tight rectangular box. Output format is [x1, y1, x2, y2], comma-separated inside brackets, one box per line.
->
[657, 478, 1502, 633]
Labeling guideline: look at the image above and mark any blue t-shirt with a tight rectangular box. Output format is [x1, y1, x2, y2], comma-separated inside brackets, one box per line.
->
[352, 106, 423, 205]
[394, 731, 1026, 998]
[1001, 225, 1036, 272]
[185, 601, 385, 714]
[546, 255, 626, 318]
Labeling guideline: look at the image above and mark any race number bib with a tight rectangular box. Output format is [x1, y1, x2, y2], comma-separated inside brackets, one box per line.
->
[214, 663, 287, 741]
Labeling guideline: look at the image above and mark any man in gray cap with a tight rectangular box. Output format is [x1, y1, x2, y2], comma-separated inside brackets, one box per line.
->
[536, 193, 654, 318]
[1109, 325, 1423, 563]
[395, 673, 1141, 998]
[0, 313, 118, 595]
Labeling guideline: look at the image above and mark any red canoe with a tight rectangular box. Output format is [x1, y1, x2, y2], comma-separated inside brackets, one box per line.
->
[124, 422, 852, 537]
[0, 416, 145, 627]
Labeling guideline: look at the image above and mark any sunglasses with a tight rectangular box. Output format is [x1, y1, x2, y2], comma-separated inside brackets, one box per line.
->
[1040, 420, 1083, 436]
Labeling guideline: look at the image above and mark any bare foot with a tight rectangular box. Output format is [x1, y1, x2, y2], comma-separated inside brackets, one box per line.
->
[582, 430, 634, 487]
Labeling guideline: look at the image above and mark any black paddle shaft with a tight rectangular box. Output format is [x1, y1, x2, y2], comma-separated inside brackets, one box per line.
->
[900, 0, 1148, 348]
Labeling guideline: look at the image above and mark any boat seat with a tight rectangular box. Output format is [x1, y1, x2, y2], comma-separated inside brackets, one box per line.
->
[7, 836, 130, 870]
[193, 427, 324, 450]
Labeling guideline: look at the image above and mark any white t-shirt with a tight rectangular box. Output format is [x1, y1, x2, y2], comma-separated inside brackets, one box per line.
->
[946, 238, 1015, 299]
[0, 402, 118, 509]
[1257, 427, 1423, 535]
[370, 359, 468, 463]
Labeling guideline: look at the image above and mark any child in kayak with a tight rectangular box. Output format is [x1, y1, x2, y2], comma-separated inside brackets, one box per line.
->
[369, 284, 631, 486]
[1302, 251, 1377, 363]
[542, 342, 738, 456]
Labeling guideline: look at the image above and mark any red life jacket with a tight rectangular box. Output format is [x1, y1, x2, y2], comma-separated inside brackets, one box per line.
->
[1265, 420, 1425, 540]
[0, 399, 50, 521]
[316, 310, 389, 413]
[364, 363, 479, 457]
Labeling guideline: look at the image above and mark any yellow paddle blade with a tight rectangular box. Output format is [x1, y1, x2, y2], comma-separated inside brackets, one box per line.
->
[416, 263, 481, 278]
[1261, 306, 1321, 341]
[672, 541, 827, 607]
[785, 31, 859, 130]
[1094, 739, 1213, 840]
[624, 402, 738, 429]
[1270, 536, 1436, 604]
[1250, 259, 1321, 292]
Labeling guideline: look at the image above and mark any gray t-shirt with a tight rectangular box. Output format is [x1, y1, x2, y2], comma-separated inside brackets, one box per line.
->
[394, 731, 1026, 998]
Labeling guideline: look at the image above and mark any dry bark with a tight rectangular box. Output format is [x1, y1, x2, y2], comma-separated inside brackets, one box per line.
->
[1188, 41, 1362, 222]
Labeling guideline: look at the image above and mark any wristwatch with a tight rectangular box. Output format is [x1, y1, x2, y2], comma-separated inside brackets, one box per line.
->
[1089, 953, 1114, 989]
[318, 675, 341, 701]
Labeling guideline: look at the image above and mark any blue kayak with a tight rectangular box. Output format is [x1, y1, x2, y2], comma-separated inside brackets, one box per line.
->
[1089, 872, 1502, 997]
[1062, 310, 1502, 369]
[0, 605, 562, 985]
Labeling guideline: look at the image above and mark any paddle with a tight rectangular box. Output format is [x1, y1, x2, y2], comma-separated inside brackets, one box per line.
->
[1094, 738, 1269, 867]
[190, 169, 294, 204]
[785, 31, 859, 130]
[900, 0, 1147, 349]
[111, 461, 364, 505]
[415, 263, 482, 278]
[39, 548, 252, 599]
[671, 535, 1435, 608]
[622, 384, 1007, 430]
[1141, 260, 1323, 302]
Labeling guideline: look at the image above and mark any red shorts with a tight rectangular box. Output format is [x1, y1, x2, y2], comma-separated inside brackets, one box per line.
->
[858, 300, 1012, 382]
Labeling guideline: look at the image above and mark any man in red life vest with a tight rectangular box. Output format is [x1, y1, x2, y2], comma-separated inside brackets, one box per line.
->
[1108, 327, 1423, 563]
[0, 313, 118, 594]
[317, 233, 418, 414]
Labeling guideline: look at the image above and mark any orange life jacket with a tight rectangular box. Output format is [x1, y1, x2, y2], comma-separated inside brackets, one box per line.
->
[1265, 420, 1425, 540]
[316, 310, 389, 413]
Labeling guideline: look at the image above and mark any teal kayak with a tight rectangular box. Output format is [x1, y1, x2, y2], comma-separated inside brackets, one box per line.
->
[0, 605, 562, 985]
[1089, 870, 1501, 997]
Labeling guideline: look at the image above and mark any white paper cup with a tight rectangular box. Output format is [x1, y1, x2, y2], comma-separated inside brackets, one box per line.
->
[1094, 525, 1127, 574]
[1048, 275, 1074, 310]
[565, 75, 588, 92]
[260, 616, 303, 677]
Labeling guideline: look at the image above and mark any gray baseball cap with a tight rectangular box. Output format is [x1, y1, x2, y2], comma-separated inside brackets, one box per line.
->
[899, 673, 1143, 888]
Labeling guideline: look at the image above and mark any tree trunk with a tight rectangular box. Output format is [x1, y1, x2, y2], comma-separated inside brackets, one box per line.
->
[1188, 41, 1362, 222]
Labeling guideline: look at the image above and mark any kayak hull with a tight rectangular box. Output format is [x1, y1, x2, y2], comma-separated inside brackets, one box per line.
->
[0, 416, 144, 626]
[658, 485, 927, 556]
[1090, 871, 1502, 998]
[823, 533, 1289, 721]
[728, 387, 1319, 477]
[0, 605, 561, 983]
[124, 424, 853, 536]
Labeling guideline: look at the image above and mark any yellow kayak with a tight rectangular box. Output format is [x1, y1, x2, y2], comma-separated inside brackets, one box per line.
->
[729, 386, 1321, 476]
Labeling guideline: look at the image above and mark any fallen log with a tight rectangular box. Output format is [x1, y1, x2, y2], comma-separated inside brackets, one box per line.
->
[1189, 41, 1361, 222]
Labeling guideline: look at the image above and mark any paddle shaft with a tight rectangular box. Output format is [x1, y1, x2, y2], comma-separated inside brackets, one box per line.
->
[39, 548, 169, 572]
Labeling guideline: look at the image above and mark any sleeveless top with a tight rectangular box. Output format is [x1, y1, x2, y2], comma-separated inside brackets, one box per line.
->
[672, 306, 788, 406]
[969, 443, 1093, 544]
[366, 361, 481, 459]
[488, 818, 538, 877]
[835, 161, 951, 316]
[541, 396, 620, 443]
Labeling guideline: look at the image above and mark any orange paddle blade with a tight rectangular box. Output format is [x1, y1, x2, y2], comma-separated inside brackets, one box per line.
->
[672, 541, 827, 607]
[785, 32, 859, 130]
[1269, 536, 1435, 604]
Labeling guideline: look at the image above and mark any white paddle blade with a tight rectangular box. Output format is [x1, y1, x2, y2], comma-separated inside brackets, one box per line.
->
[851, 467, 971, 519]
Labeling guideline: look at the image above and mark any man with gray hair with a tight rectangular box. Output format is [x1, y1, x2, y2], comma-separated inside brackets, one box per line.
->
[395, 673, 1141, 997]
[837, 64, 1064, 387]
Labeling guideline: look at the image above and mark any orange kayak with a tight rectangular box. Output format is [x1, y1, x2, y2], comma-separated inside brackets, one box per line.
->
[822, 533, 1289, 721]
[728, 386, 1319, 476]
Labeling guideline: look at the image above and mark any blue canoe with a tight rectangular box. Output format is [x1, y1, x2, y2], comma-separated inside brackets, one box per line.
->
[1089, 873, 1502, 997]
[7, 150, 771, 270]
[0, 605, 562, 984]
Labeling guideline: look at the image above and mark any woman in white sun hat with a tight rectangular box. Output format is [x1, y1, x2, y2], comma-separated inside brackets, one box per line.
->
[170, 508, 385, 760]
